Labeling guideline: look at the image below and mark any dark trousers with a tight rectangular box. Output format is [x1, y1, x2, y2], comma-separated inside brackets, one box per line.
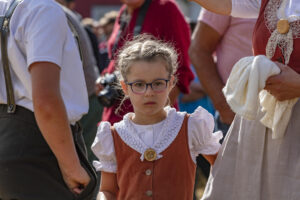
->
[0, 105, 97, 200]
[80, 94, 103, 163]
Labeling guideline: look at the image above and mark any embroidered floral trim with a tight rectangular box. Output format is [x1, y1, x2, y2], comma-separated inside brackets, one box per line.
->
[114, 107, 186, 161]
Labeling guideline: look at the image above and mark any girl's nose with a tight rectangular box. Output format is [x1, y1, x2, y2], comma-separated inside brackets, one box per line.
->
[144, 85, 155, 96]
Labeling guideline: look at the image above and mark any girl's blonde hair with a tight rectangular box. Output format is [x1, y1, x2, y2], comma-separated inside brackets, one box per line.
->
[116, 34, 178, 82]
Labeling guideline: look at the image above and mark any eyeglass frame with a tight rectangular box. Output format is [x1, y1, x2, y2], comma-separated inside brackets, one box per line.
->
[125, 78, 170, 94]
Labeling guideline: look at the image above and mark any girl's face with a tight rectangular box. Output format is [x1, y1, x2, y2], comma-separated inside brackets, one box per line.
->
[121, 60, 174, 124]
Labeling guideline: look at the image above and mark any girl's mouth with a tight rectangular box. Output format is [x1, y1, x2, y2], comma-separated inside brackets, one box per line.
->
[144, 102, 156, 105]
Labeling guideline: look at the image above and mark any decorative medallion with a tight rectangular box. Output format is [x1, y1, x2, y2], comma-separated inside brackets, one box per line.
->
[144, 148, 157, 162]
[277, 19, 290, 34]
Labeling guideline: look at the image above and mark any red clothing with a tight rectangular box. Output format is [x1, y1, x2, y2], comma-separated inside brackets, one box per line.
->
[111, 115, 196, 200]
[253, 0, 300, 73]
[102, 0, 194, 124]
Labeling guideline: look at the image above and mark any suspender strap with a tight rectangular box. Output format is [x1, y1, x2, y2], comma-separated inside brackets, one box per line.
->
[0, 0, 22, 113]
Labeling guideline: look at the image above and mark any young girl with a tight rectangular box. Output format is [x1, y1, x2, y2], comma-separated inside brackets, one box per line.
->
[92, 35, 222, 200]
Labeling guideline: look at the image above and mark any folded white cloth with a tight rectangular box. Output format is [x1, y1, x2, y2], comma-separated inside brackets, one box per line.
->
[223, 55, 298, 139]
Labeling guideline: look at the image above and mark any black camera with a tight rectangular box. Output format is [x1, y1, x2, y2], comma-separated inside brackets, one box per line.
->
[97, 72, 123, 107]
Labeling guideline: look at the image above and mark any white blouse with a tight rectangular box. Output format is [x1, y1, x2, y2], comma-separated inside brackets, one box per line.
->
[91, 106, 223, 173]
[231, 0, 300, 19]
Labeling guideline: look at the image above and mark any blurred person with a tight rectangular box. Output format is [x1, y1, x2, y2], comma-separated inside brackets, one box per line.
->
[190, 0, 300, 199]
[190, 9, 256, 137]
[0, 0, 97, 199]
[179, 18, 215, 116]
[189, 8, 256, 179]
[81, 17, 103, 81]
[82, 17, 99, 35]
[98, 11, 119, 72]
[99, 11, 118, 41]
[98, 0, 194, 125]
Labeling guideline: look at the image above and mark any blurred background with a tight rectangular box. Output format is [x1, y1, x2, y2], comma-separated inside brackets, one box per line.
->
[75, 0, 201, 24]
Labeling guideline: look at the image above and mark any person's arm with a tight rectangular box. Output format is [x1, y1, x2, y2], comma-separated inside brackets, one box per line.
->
[30, 62, 90, 194]
[189, 21, 234, 124]
[97, 172, 118, 200]
[188, 0, 232, 15]
[265, 62, 300, 101]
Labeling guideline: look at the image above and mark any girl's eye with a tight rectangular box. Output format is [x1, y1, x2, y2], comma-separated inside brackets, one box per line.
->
[133, 82, 145, 88]
[153, 80, 164, 86]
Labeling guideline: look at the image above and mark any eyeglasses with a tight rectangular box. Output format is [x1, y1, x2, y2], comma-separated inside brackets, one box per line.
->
[126, 79, 170, 94]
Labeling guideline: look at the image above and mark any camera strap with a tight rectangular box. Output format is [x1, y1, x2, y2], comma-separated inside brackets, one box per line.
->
[0, 0, 22, 113]
[111, 0, 152, 58]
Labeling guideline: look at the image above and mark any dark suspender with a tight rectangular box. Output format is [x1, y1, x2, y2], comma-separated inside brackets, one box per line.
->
[111, 0, 152, 59]
[0, 0, 22, 113]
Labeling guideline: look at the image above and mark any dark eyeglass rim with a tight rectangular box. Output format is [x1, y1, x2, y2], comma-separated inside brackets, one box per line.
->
[125, 78, 170, 94]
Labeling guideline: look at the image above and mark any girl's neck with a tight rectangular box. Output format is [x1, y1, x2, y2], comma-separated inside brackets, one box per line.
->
[131, 110, 167, 125]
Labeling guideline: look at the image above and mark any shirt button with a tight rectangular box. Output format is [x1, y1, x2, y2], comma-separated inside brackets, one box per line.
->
[145, 169, 152, 176]
[146, 190, 153, 197]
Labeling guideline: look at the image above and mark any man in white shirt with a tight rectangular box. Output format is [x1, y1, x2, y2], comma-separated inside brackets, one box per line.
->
[0, 0, 96, 199]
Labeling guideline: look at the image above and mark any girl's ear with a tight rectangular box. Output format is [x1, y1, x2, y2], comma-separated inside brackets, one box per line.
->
[120, 80, 129, 95]
[169, 75, 175, 89]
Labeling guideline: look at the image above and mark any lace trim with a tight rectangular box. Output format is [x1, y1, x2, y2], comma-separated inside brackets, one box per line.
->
[114, 108, 186, 161]
[264, 0, 300, 38]
[264, 0, 300, 64]
[266, 28, 294, 64]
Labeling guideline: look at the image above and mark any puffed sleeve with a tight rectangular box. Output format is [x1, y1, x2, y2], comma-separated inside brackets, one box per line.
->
[188, 107, 223, 163]
[91, 122, 117, 173]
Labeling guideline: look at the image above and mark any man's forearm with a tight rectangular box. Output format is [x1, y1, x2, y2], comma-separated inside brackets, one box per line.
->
[188, 0, 232, 15]
[33, 94, 81, 170]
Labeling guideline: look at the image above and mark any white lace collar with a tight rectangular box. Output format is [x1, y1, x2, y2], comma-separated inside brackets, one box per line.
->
[114, 106, 186, 161]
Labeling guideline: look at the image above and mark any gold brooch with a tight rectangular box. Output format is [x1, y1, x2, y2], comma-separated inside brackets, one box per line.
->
[144, 148, 157, 162]
[277, 19, 290, 34]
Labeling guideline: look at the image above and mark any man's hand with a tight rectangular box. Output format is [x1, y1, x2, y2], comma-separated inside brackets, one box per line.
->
[59, 163, 90, 194]
[265, 62, 300, 101]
